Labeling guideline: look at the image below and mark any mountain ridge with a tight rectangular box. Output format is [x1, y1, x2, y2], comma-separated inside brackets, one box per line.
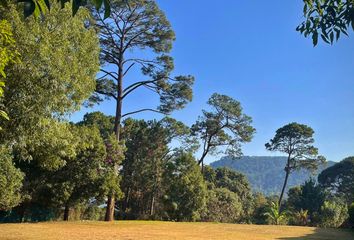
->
[210, 156, 336, 195]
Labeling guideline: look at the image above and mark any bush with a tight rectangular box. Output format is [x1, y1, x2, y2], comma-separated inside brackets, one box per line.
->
[263, 201, 289, 225]
[348, 202, 354, 227]
[0, 146, 24, 211]
[318, 199, 348, 228]
[201, 188, 243, 223]
[290, 209, 309, 226]
[250, 192, 268, 224]
[82, 205, 105, 221]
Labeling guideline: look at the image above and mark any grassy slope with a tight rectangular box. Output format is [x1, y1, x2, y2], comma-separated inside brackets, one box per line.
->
[0, 221, 353, 240]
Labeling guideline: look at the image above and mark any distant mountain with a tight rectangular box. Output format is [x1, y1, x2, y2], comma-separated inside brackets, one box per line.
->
[210, 156, 336, 195]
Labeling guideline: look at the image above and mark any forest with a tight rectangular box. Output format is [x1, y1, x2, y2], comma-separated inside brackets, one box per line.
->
[0, 0, 354, 235]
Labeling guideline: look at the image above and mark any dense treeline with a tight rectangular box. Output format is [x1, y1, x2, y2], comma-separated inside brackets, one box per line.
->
[0, 0, 353, 230]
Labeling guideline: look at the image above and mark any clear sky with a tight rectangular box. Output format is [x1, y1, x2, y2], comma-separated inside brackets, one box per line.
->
[71, 0, 354, 164]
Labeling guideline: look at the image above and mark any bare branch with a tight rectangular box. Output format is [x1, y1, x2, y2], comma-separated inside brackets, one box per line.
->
[123, 63, 135, 76]
[95, 89, 118, 100]
[122, 108, 166, 118]
[100, 69, 119, 81]
[122, 78, 161, 99]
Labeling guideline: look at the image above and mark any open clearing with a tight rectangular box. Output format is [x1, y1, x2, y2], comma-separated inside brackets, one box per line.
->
[0, 221, 353, 240]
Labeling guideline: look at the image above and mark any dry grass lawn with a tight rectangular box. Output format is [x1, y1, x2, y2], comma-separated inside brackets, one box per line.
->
[0, 221, 353, 240]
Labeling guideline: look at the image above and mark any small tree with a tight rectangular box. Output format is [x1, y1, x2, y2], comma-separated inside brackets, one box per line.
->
[162, 152, 207, 222]
[201, 187, 243, 223]
[203, 167, 253, 221]
[265, 122, 325, 209]
[191, 93, 255, 170]
[264, 201, 288, 225]
[287, 179, 326, 223]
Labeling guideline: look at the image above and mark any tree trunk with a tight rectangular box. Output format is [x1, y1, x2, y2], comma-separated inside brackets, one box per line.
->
[150, 195, 155, 217]
[105, 44, 124, 222]
[278, 161, 291, 211]
[105, 195, 115, 221]
[122, 186, 130, 218]
[63, 204, 70, 221]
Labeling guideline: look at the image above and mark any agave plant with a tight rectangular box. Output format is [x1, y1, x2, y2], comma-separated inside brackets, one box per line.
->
[264, 201, 288, 225]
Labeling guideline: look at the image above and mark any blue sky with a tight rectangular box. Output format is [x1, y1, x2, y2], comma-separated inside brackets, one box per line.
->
[71, 0, 354, 163]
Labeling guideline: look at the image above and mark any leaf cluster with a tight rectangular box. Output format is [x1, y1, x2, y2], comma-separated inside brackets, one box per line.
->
[297, 0, 354, 45]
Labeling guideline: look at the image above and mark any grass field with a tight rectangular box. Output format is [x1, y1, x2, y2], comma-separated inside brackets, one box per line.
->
[0, 221, 353, 240]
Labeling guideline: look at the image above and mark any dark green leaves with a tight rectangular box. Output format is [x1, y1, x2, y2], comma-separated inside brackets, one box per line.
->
[297, 0, 354, 46]
[103, 0, 110, 19]
[17, 0, 112, 18]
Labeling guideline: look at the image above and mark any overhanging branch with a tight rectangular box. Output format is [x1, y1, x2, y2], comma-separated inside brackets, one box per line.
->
[122, 108, 166, 118]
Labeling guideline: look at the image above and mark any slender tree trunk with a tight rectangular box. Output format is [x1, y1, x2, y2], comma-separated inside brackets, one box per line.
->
[278, 157, 291, 211]
[150, 195, 155, 217]
[63, 204, 70, 221]
[122, 186, 130, 218]
[105, 44, 124, 221]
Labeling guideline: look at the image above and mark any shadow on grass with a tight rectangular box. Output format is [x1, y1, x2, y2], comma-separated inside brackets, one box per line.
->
[277, 227, 354, 240]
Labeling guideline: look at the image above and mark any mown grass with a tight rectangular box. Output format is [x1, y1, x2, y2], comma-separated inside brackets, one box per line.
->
[0, 221, 353, 240]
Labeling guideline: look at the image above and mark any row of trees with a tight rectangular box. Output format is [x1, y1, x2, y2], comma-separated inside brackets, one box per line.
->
[0, 0, 353, 229]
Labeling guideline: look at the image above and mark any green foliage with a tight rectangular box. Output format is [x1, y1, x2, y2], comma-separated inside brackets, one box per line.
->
[10, 0, 112, 19]
[201, 187, 243, 223]
[78, 112, 115, 139]
[192, 93, 255, 166]
[0, 20, 20, 126]
[120, 117, 190, 219]
[0, 146, 24, 211]
[318, 199, 348, 228]
[203, 166, 253, 221]
[264, 201, 288, 225]
[348, 202, 354, 226]
[0, 1, 99, 121]
[101, 133, 125, 199]
[47, 125, 108, 207]
[0, 20, 19, 79]
[291, 209, 309, 226]
[250, 192, 270, 224]
[81, 204, 106, 221]
[162, 152, 207, 221]
[286, 179, 326, 224]
[318, 156, 354, 203]
[265, 123, 325, 172]
[297, 0, 354, 46]
[0, 1, 100, 167]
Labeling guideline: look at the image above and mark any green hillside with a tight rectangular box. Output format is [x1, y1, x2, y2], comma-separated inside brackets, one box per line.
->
[210, 156, 335, 195]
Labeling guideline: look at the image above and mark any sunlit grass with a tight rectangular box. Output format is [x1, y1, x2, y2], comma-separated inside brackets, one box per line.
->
[0, 221, 353, 240]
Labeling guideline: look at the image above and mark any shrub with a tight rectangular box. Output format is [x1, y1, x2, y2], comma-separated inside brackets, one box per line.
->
[263, 201, 288, 225]
[318, 199, 348, 228]
[291, 209, 309, 226]
[201, 188, 243, 223]
[348, 202, 354, 227]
